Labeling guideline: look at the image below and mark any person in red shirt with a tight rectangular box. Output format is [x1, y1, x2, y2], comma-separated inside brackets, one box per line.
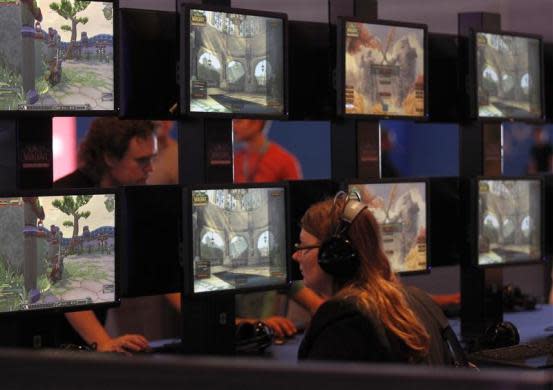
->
[233, 119, 302, 183]
[232, 119, 324, 338]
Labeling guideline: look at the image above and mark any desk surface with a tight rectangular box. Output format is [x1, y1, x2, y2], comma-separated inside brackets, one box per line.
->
[149, 305, 553, 362]
[449, 304, 553, 344]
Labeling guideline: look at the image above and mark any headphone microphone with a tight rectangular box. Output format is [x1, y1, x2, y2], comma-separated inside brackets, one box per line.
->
[317, 193, 367, 278]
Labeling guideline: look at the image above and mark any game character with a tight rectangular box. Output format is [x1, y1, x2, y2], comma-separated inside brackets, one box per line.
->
[20, 0, 43, 105]
[82, 226, 92, 253]
[45, 27, 62, 86]
[47, 225, 64, 284]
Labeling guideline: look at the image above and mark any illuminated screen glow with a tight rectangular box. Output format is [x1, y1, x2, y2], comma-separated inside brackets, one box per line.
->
[476, 32, 542, 119]
[343, 21, 425, 117]
[0, 0, 114, 112]
[349, 182, 428, 273]
[188, 8, 284, 115]
[191, 187, 286, 293]
[0, 194, 116, 313]
[478, 179, 542, 266]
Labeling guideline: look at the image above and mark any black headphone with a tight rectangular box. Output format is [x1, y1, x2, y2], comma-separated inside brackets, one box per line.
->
[317, 193, 367, 278]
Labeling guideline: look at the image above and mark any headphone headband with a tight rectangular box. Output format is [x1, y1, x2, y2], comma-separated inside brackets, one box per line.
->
[341, 200, 367, 225]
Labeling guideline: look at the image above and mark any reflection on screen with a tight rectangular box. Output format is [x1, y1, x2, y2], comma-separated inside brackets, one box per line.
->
[0, 0, 114, 111]
[188, 8, 284, 115]
[344, 21, 425, 117]
[0, 194, 116, 313]
[191, 187, 286, 293]
[477, 33, 542, 119]
[478, 180, 541, 266]
[349, 182, 427, 273]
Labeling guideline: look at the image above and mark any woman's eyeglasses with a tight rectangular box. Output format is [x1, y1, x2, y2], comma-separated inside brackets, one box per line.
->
[294, 243, 320, 255]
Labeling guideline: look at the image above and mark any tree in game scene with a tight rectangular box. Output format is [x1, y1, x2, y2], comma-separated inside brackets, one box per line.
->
[52, 195, 92, 238]
[49, 0, 91, 59]
[104, 194, 115, 213]
[102, 2, 113, 20]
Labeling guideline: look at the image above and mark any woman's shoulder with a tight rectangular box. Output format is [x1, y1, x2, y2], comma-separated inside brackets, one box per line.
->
[299, 298, 401, 362]
[311, 297, 364, 325]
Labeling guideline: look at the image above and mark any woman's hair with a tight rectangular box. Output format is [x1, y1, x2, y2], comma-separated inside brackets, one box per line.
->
[78, 118, 155, 182]
[301, 196, 430, 361]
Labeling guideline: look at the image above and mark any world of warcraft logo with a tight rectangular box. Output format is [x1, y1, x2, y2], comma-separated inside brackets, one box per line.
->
[192, 191, 209, 206]
[191, 10, 207, 26]
[21, 145, 50, 168]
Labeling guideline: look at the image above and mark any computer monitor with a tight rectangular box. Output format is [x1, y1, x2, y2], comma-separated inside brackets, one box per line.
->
[118, 8, 178, 119]
[120, 185, 182, 298]
[0, 189, 119, 315]
[473, 31, 544, 121]
[0, 0, 116, 115]
[182, 183, 289, 295]
[348, 179, 429, 274]
[337, 17, 428, 119]
[475, 177, 543, 267]
[180, 3, 288, 118]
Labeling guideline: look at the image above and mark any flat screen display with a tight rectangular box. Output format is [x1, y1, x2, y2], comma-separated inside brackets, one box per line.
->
[343, 21, 425, 117]
[190, 187, 287, 293]
[349, 182, 428, 273]
[478, 179, 542, 266]
[476, 32, 542, 119]
[0, 194, 116, 313]
[0, 0, 114, 112]
[187, 8, 285, 115]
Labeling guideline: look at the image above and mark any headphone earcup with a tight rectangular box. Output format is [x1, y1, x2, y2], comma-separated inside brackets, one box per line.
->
[318, 235, 359, 278]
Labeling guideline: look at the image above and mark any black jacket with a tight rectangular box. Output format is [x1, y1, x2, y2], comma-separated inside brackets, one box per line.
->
[298, 286, 452, 365]
[53, 169, 98, 189]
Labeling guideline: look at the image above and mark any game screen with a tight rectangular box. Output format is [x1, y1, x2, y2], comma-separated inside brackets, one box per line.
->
[343, 21, 425, 117]
[190, 187, 287, 293]
[478, 180, 542, 266]
[0, 0, 114, 111]
[188, 8, 284, 115]
[0, 194, 116, 313]
[349, 182, 428, 273]
[476, 33, 542, 119]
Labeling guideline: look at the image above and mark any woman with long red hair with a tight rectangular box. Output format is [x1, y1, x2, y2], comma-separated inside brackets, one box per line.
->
[293, 193, 451, 364]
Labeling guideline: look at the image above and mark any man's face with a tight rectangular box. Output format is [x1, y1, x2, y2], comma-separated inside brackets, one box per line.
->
[233, 119, 265, 143]
[106, 134, 158, 186]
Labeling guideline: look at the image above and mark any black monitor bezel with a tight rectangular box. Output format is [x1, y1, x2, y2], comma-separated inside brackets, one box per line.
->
[117, 7, 178, 120]
[345, 177, 431, 276]
[0, 0, 119, 118]
[182, 181, 291, 297]
[336, 17, 429, 121]
[470, 29, 546, 123]
[473, 176, 545, 269]
[179, 2, 289, 120]
[0, 187, 121, 318]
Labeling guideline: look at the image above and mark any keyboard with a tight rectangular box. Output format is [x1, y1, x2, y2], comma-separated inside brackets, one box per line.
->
[470, 337, 553, 368]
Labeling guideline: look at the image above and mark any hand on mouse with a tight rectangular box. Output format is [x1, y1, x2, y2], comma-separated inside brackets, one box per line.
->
[262, 316, 297, 338]
[96, 334, 149, 355]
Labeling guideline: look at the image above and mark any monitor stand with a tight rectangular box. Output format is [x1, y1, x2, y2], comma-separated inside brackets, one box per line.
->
[181, 294, 236, 355]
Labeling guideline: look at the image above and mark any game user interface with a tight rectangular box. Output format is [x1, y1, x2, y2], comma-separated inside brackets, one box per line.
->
[190, 187, 287, 293]
[0, 194, 116, 313]
[0, 0, 114, 111]
[188, 8, 284, 115]
[476, 32, 542, 119]
[343, 21, 425, 117]
[478, 180, 542, 266]
[349, 182, 428, 273]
